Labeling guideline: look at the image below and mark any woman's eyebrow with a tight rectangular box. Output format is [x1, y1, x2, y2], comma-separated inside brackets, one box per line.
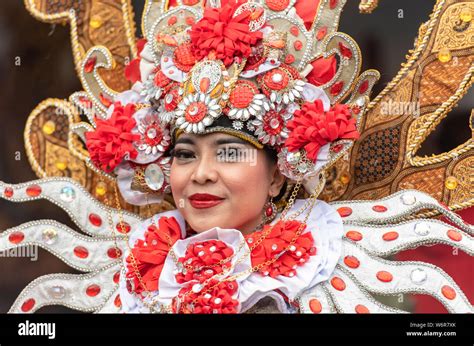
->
[214, 138, 248, 145]
[175, 137, 195, 145]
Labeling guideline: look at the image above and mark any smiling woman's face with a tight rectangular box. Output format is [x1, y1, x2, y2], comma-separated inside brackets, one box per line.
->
[169, 132, 286, 234]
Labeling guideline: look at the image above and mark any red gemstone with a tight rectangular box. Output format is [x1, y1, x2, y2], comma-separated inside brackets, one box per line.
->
[337, 207, 352, 217]
[330, 81, 344, 96]
[265, 206, 274, 217]
[84, 56, 97, 73]
[185, 16, 195, 25]
[355, 304, 370, 314]
[99, 93, 112, 108]
[200, 77, 210, 93]
[78, 96, 93, 109]
[290, 25, 299, 36]
[376, 271, 393, 283]
[346, 230, 363, 241]
[116, 222, 131, 234]
[309, 298, 322, 313]
[113, 271, 121, 284]
[107, 247, 123, 259]
[359, 80, 369, 94]
[88, 213, 102, 227]
[331, 277, 346, 291]
[441, 285, 456, 300]
[332, 144, 344, 153]
[265, 0, 290, 12]
[8, 231, 25, 244]
[285, 54, 295, 64]
[338, 42, 353, 59]
[21, 298, 35, 312]
[447, 229, 462, 242]
[382, 231, 399, 241]
[316, 27, 327, 41]
[86, 284, 101, 297]
[114, 294, 122, 308]
[372, 205, 387, 212]
[26, 185, 42, 197]
[329, 0, 338, 9]
[294, 40, 303, 51]
[168, 16, 177, 25]
[3, 187, 14, 198]
[74, 246, 89, 259]
[344, 255, 360, 269]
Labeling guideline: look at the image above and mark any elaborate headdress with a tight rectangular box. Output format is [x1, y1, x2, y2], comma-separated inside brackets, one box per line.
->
[80, 0, 378, 206]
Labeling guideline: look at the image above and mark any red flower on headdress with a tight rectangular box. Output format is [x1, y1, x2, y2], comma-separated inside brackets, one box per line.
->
[85, 102, 140, 173]
[125, 216, 182, 295]
[245, 220, 316, 278]
[189, 0, 263, 66]
[284, 100, 360, 162]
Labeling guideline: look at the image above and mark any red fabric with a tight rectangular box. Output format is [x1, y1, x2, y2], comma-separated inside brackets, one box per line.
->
[246, 220, 316, 278]
[396, 207, 474, 313]
[294, 0, 320, 30]
[306, 55, 337, 86]
[189, 0, 263, 66]
[85, 102, 140, 172]
[285, 100, 359, 162]
[124, 38, 147, 83]
[125, 216, 182, 294]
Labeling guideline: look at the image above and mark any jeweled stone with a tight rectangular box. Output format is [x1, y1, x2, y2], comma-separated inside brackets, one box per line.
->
[88, 213, 102, 227]
[113, 271, 120, 284]
[60, 186, 76, 202]
[444, 176, 458, 190]
[9, 231, 24, 244]
[198, 251, 205, 256]
[309, 298, 322, 313]
[286, 151, 301, 165]
[337, 207, 352, 217]
[84, 56, 97, 73]
[376, 271, 393, 283]
[297, 162, 308, 173]
[290, 25, 299, 36]
[372, 205, 387, 212]
[26, 185, 42, 197]
[400, 193, 416, 205]
[441, 285, 456, 300]
[330, 277, 346, 291]
[209, 246, 216, 252]
[89, 16, 103, 29]
[345, 230, 363, 241]
[3, 187, 14, 198]
[42, 120, 56, 135]
[192, 283, 202, 293]
[294, 40, 303, 51]
[382, 231, 399, 241]
[438, 48, 452, 63]
[271, 244, 278, 251]
[343, 255, 360, 269]
[86, 284, 101, 297]
[355, 304, 370, 314]
[21, 298, 35, 312]
[146, 128, 157, 139]
[214, 297, 222, 304]
[414, 222, 430, 236]
[296, 251, 302, 257]
[460, 8, 472, 22]
[116, 222, 131, 234]
[144, 164, 165, 191]
[289, 245, 296, 251]
[95, 182, 107, 197]
[272, 73, 283, 83]
[269, 118, 280, 129]
[340, 173, 350, 184]
[410, 268, 427, 284]
[49, 285, 66, 299]
[114, 294, 122, 308]
[42, 228, 57, 245]
[107, 247, 123, 259]
[55, 161, 67, 171]
[447, 229, 462, 242]
[74, 246, 89, 259]
[331, 144, 343, 153]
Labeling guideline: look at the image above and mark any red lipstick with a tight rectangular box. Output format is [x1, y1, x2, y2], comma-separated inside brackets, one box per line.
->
[188, 193, 224, 209]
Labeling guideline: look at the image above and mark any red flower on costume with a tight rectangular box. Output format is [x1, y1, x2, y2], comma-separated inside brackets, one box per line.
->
[189, 0, 263, 66]
[284, 100, 360, 162]
[172, 279, 239, 314]
[175, 239, 235, 284]
[124, 38, 147, 83]
[85, 102, 140, 173]
[125, 216, 182, 295]
[245, 220, 316, 278]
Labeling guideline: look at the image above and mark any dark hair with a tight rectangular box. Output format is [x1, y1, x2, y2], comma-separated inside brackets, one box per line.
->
[262, 146, 287, 202]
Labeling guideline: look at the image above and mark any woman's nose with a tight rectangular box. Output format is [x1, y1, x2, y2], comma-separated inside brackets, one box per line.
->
[190, 152, 219, 185]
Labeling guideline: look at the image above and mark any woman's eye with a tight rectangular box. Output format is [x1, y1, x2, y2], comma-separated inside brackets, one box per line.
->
[171, 149, 195, 160]
[216, 147, 249, 163]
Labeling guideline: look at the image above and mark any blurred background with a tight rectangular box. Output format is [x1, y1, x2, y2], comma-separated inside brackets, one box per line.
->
[0, 0, 472, 313]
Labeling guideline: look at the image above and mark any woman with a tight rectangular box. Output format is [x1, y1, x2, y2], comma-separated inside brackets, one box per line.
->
[1, 0, 472, 314]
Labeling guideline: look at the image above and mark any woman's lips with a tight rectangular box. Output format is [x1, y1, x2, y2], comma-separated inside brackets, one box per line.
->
[188, 193, 224, 209]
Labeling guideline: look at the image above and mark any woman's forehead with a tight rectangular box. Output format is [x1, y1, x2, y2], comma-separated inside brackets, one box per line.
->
[175, 132, 252, 146]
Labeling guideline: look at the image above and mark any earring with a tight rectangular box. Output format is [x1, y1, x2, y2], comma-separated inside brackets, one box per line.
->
[262, 197, 277, 224]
